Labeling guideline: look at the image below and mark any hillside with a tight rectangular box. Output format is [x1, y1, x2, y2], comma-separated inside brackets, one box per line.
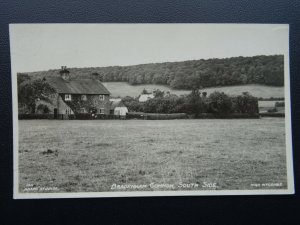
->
[22, 55, 284, 90]
[102, 82, 284, 99]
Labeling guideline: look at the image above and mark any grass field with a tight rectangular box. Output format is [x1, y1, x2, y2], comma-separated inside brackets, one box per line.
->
[259, 100, 285, 113]
[103, 82, 285, 99]
[18, 118, 287, 193]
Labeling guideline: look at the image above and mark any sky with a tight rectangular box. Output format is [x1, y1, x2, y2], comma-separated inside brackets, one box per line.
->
[10, 24, 289, 73]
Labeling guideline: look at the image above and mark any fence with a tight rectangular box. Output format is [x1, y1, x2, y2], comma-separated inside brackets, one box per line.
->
[195, 113, 260, 119]
[259, 113, 285, 117]
[18, 113, 126, 120]
[19, 112, 263, 120]
[19, 114, 55, 119]
[71, 114, 126, 120]
[127, 112, 188, 120]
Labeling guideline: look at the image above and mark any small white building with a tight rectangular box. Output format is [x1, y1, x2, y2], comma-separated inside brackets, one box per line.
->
[138, 93, 154, 102]
[109, 99, 128, 116]
[109, 98, 122, 102]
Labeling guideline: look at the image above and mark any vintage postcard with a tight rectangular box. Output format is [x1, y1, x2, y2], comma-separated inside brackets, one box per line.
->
[10, 24, 294, 198]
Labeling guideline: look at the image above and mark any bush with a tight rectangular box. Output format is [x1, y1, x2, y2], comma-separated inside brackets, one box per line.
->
[275, 101, 285, 107]
[68, 114, 76, 119]
[147, 113, 187, 120]
[19, 114, 54, 119]
[123, 90, 259, 117]
[74, 113, 93, 119]
[73, 114, 124, 120]
[260, 112, 284, 117]
[127, 112, 187, 120]
[36, 104, 50, 114]
[122, 96, 144, 112]
[232, 92, 258, 114]
[267, 107, 278, 113]
[208, 92, 232, 114]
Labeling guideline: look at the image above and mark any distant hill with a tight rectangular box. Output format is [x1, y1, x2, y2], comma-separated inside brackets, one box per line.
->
[21, 55, 284, 90]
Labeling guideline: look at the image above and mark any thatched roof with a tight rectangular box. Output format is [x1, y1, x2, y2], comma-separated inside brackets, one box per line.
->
[46, 77, 110, 95]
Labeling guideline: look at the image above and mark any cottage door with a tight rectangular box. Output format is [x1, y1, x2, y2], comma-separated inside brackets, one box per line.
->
[54, 108, 58, 119]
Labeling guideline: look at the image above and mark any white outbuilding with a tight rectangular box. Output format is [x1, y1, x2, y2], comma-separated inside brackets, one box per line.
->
[138, 93, 154, 102]
[109, 99, 128, 117]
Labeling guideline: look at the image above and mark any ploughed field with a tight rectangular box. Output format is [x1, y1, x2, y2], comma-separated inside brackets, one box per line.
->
[18, 118, 287, 193]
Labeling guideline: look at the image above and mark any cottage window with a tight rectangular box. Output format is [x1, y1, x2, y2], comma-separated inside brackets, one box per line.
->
[65, 108, 72, 115]
[81, 95, 87, 101]
[99, 95, 105, 101]
[65, 94, 72, 101]
[99, 108, 105, 114]
[80, 108, 86, 113]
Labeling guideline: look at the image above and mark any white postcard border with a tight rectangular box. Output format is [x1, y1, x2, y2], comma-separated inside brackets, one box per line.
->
[10, 23, 295, 199]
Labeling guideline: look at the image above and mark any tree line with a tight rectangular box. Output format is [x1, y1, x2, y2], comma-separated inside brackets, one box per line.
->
[122, 89, 259, 116]
[17, 74, 55, 113]
[24, 55, 284, 90]
[17, 73, 259, 116]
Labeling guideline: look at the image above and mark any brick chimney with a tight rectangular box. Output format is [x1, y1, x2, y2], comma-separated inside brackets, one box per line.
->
[60, 66, 70, 81]
[91, 72, 99, 80]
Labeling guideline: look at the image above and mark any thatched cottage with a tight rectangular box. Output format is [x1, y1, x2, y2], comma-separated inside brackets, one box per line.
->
[43, 67, 111, 118]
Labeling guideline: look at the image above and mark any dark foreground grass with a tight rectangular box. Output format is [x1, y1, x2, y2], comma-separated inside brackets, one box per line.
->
[18, 118, 287, 193]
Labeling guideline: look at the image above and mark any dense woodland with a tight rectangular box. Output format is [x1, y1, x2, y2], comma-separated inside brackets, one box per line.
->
[23, 55, 284, 90]
[17, 55, 281, 116]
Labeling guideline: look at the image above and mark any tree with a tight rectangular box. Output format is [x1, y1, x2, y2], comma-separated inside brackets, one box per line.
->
[182, 88, 206, 116]
[18, 78, 55, 113]
[17, 73, 30, 85]
[122, 96, 144, 112]
[232, 92, 258, 114]
[143, 98, 158, 113]
[21, 55, 284, 90]
[208, 91, 232, 114]
[141, 88, 150, 94]
[36, 104, 50, 114]
[153, 89, 164, 98]
[92, 72, 104, 81]
[59, 66, 70, 75]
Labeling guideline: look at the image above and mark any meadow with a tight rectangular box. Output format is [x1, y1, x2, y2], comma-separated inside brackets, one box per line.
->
[18, 118, 287, 193]
[258, 100, 285, 113]
[103, 82, 284, 99]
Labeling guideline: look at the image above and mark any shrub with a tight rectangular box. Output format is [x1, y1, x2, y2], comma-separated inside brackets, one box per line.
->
[19, 114, 54, 119]
[75, 113, 92, 120]
[232, 92, 258, 114]
[122, 96, 144, 112]
[267, 107, 278, 113]
[208, 92, 232, 114]
[68, 114, 76, 120]
[127, 112, 187, 120]
[275, 101, 285, 107]
[36, 104, 50, 114]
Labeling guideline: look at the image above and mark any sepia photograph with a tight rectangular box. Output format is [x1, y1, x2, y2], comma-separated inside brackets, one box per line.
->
[10, 24, 294, 198]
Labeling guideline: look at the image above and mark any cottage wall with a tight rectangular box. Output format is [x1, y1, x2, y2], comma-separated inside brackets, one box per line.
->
[33, 93, 111, 115]
[57, 94, 74, 114]
[34, 93, 73, 115]
[61, 94, 110, 115]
